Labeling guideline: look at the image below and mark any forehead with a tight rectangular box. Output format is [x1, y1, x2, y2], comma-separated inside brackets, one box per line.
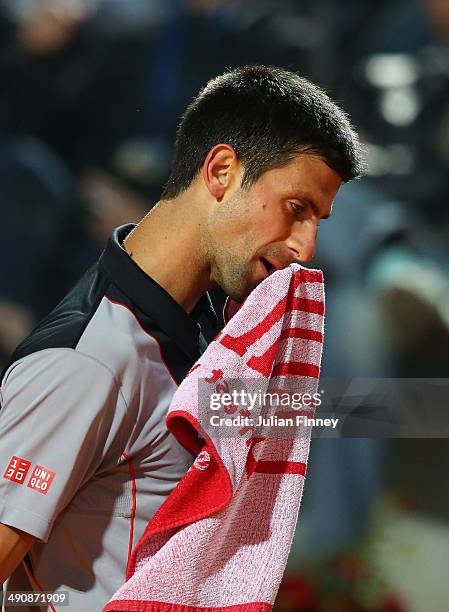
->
[257, 154, 342, 200]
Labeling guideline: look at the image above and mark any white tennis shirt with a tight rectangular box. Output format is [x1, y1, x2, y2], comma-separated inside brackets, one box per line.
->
[0, 224, 216, 611]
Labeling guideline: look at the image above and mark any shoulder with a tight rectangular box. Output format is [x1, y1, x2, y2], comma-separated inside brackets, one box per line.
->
[75, 295, 167, 384]
[1, 259, 159, 387]
[1, 346, 120, 400]
[3, 261, 109, 373]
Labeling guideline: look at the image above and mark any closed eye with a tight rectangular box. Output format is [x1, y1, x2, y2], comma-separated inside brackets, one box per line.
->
[289, 199, 329, 224]
[289, 201, 307, 217]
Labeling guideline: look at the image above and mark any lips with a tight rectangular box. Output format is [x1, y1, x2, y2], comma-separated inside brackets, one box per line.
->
[260, 258, 279, 277]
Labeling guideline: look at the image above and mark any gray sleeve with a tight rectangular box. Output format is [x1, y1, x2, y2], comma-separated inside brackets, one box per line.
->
[0, 348, 128, 541]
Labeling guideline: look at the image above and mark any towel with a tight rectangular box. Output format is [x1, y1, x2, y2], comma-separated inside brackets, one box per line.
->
[105, 263, 325, 612]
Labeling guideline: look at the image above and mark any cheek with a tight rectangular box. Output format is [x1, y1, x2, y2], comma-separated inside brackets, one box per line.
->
[256, 208, 290, 242]
[217, 204, 259, 249]
[213, 193, 247, 231]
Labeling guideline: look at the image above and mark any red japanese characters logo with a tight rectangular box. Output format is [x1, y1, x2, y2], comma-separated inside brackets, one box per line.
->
[27, 465, 56, 495]
[3, 456, 31, 484]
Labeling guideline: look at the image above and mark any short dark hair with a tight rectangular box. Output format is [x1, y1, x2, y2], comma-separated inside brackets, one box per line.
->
[161, 65, 365, 199]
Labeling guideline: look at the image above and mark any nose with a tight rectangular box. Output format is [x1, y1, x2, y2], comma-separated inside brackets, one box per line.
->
[286, 219, 318, 263]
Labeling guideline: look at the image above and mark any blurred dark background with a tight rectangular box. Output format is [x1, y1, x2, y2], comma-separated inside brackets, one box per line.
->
[0, 1, 448, 610]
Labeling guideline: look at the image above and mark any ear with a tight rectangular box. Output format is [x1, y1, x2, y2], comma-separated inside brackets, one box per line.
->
[202, 144, 240, 200]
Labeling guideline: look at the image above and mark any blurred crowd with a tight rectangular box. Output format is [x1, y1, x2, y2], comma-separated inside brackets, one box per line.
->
[1, 1, 448, 610]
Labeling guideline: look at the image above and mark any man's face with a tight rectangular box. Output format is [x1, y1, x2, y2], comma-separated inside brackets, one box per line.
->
[205, 154, 342, 301]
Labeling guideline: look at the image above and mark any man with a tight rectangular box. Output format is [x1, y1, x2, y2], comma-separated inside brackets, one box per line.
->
[0, 65, 363, 610]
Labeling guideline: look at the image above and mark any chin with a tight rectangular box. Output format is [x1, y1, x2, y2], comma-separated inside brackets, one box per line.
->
[230, 281, 259, 303]
[220, 282, 249, 303]
[215, 265, 255, 302]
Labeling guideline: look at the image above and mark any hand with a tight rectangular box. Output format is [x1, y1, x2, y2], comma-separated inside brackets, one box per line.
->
[0, 523, 36, 585]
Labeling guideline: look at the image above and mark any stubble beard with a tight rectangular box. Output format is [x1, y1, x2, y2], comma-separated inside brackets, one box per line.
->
[214, 248, 254, 302]
[205, 189, 256, 302]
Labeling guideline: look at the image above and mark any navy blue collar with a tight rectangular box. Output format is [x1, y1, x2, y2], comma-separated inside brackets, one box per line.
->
[101, 224, 217, 359]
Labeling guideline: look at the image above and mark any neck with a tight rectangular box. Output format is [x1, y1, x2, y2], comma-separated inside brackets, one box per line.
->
[123, 193, 212, 313]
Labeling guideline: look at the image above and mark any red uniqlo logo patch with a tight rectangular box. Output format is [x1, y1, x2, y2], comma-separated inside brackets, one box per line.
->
[3, 456, 31, 484]
[27, 465, 56, 495]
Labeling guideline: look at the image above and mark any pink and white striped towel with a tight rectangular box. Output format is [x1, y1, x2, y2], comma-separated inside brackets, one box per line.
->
[104, 263, 325, 612]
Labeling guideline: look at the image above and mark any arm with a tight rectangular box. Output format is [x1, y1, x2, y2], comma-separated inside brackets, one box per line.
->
[0, 349, 128, 546]
[0, 523, 36, 584]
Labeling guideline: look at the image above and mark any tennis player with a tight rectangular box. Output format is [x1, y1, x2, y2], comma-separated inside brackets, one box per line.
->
[0, 65, 363, 610]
